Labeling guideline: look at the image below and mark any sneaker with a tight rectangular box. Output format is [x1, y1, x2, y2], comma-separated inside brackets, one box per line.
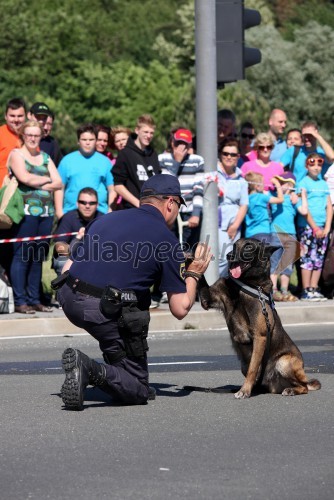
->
[149, 300, 160, 309]
[300, 289, 319, 302]
[160, 292, 168, 304]
[310, 288, 328, 302]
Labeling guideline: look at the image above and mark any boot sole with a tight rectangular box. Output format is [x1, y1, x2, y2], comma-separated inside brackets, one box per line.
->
[61, 348, 84, 411]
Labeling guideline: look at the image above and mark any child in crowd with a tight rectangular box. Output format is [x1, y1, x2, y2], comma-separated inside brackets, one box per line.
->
[269, 172, 307, 302]
[244, 171, 283, 242]
[296, 153, 333, 301]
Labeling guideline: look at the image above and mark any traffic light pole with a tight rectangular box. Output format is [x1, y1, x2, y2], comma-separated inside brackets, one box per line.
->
[195, 0, 219, 284]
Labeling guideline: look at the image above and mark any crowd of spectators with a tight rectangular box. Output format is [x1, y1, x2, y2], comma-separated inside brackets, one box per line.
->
[1, 97, 334, 313]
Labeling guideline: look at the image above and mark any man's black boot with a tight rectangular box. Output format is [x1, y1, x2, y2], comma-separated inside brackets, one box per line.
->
[61, 348, 107, 411]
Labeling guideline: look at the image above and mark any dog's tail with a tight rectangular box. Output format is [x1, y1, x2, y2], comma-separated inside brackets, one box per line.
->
[307, 378, 321, 391]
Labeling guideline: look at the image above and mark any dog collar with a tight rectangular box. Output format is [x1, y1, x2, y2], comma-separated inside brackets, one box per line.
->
[229, 276, 275, 309]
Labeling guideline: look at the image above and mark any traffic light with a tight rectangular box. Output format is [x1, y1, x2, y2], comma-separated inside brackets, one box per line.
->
[216, 0, 261, 84]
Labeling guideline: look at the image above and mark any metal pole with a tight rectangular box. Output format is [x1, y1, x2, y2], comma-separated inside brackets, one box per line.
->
[195, 0, 219, 284]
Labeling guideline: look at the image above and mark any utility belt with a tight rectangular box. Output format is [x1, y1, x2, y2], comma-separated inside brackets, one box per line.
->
[51, 272, 150, 359]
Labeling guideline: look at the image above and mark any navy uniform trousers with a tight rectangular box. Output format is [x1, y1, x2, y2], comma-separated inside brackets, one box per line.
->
[58, 283, 149, 404]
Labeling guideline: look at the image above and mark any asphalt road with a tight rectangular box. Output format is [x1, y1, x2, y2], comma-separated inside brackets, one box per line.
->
[1, 325, 334, 500]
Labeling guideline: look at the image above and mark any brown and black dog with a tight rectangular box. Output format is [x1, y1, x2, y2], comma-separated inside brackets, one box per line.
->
[198, 238, 321, 398]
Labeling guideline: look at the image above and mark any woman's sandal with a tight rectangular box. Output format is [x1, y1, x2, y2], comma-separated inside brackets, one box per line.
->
[31, 304, 53, 312]
[272, 290, 283, 301]
[281, 291, 299, 302]
[15, 305, 36, 314]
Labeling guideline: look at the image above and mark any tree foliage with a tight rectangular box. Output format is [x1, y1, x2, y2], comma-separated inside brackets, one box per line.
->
[0, 0, 333, 152]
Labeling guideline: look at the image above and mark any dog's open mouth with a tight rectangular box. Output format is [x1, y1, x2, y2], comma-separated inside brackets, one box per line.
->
[229, 262, 250, 279]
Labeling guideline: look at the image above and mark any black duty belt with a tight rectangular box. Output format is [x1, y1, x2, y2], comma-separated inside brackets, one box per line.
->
[66, 275, 137, 302]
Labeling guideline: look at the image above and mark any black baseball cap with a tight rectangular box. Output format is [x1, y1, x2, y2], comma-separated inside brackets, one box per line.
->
[30, 102, 53, 117]
[140, 174, 186, 205]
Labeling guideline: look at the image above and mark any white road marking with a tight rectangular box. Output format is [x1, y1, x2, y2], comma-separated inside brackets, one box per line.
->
[1, 322, 334, 341]
[45, 361, 212, 371]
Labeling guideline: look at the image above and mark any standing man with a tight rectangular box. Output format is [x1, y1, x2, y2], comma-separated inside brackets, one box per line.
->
[56, 175, 212, 410]
[28, 102, 63, 166]
[52, 187, 104, 275]
[0, 97, 26, 186]
[217, 108, 238, 142]
[54, 123, 116, 219]
[159, 128, 204, 251]
[280, 121, 334, 182]
[0, 97, 26, 275]
[113, 114, 160, 208]
[268, 108, 288, 162]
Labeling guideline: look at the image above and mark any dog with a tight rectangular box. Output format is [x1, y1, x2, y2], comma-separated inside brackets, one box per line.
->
[198, 238, 321, 398]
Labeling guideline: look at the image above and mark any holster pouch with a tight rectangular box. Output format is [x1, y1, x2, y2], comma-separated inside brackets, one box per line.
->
[118, 304, 150, 358]
[100, 285, 123, 317]
[51, 270, 69, 291]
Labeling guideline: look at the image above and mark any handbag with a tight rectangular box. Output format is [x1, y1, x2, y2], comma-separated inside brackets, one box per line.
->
[0, 175, 25, 229]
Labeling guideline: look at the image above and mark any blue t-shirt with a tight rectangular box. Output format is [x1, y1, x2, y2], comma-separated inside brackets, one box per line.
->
[270, 138, 287, 162]
[70, 205, 186, 303]
[271, 194, 300, 235]
[245, 192, 271, 237]
[280, 146, 328, 183]
[296, 176, 330, 228]
[58, 151, 114, 214]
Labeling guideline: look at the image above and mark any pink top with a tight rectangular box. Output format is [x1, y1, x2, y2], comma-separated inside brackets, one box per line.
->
[241, 160, 284, 190]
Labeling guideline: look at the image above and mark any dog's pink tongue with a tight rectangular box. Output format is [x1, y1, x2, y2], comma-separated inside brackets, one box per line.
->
[230, 266, 242, 279]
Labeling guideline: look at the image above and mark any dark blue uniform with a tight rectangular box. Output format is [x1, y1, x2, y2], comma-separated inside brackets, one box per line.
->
[58, 205, 186, 404]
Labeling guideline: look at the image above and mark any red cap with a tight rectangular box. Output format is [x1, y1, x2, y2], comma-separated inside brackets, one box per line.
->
[174, 129, 192, 144]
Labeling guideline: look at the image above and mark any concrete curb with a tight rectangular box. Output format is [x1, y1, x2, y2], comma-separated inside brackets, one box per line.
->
[0, 302, 333, 337]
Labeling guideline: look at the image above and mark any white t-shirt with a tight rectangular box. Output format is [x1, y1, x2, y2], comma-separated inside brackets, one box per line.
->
[324, 163, 334, 204]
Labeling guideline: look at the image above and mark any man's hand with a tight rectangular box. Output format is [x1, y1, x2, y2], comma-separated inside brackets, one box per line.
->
[76, 227, 85, 240]
[173, 143, 188, 163]
[187, 242, 212, 276]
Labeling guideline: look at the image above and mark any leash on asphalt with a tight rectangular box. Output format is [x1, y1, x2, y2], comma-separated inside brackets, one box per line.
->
[183, 385, 235, 394]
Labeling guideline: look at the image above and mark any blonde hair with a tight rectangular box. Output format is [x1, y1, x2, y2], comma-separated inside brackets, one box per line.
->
[244, 171, 263, 193]
[110, 126, 132, 149]
[19, 120, 43, 141]
[136, 114, 156, 129]
[254, 132, 274, 150]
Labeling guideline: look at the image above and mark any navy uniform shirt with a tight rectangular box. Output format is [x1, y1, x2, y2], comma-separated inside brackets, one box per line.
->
[53, 209, 104, 244]
[70, 205, 186, 300]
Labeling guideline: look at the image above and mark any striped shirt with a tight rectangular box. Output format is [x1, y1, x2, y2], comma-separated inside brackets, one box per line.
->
[158, 152, 204, 216]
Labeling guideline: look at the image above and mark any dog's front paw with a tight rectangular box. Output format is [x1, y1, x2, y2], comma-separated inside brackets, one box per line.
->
[200, 299, 210, 310]
[234, 389, 251, 399]
[282, 388, 296, 396]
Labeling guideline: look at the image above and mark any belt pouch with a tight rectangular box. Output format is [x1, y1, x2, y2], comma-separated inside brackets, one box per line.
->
[118, 304, 150, 357]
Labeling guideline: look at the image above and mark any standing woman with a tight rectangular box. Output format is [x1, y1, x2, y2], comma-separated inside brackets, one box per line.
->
[110, 126, 131, 165]
[241, 132, 284, 191]
[217, 138, 249, 277]
[7, 120, 62, 313]
[95, 124, 114, 163]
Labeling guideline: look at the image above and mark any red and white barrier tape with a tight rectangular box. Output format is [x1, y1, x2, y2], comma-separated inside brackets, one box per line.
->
[0, 231, 78, 244]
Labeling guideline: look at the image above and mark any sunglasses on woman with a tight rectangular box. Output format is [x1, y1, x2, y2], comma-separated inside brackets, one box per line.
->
[258, 145, 273, 151]
[221, 151, 238, 158]
[307, 157, 324, 166]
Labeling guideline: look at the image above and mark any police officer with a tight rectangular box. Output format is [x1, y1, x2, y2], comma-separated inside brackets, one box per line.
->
[56, 174, 212, 411]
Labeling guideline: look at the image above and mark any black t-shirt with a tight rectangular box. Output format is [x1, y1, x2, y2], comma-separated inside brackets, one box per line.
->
[112, 135, 161, 207]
